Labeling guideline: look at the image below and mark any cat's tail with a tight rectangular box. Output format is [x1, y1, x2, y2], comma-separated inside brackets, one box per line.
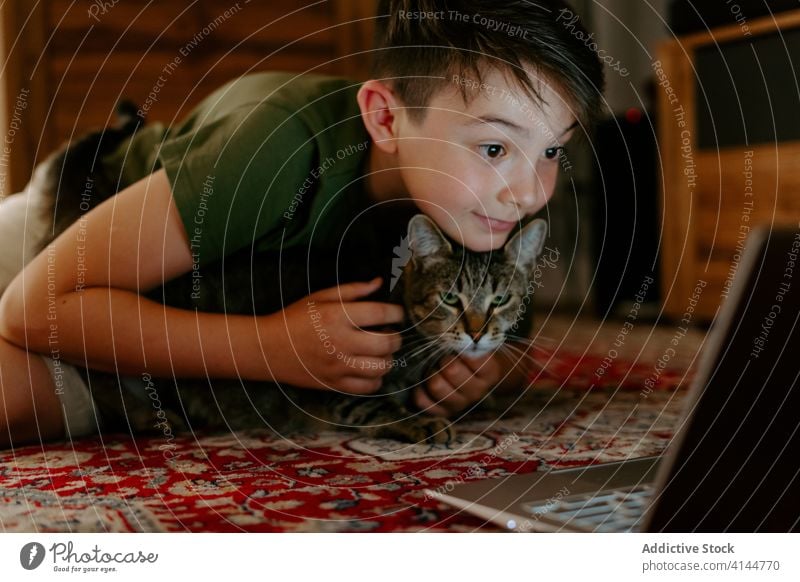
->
[113, 98, 146, 134]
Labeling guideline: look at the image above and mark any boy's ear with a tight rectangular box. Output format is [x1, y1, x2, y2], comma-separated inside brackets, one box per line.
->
[357, 80, 402, 155]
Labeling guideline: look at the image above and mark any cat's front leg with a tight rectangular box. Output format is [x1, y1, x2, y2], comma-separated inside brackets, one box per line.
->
[369, 411, 455, 444]
[332, 394, 455, 444]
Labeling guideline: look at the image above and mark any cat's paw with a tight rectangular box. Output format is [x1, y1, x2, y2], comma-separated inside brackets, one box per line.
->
[372, 416, 455, 445]
[416, 415, 455, 444]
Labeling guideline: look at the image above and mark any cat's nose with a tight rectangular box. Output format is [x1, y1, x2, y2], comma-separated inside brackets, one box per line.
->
[464, 314, 486, 343]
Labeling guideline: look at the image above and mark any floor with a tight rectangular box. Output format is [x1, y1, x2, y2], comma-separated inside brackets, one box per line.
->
[0, 314, 707, 532]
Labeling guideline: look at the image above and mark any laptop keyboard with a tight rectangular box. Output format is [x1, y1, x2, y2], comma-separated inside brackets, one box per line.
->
[522, 484, 654, 532]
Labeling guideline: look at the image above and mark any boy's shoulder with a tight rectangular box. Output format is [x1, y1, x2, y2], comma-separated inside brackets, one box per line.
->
[197, 70, 372, 194]
[102, 70, 369, 190]
[99, 70, 374, 267]
[164, 71, 373, 263]
[175, 70, 365, 137]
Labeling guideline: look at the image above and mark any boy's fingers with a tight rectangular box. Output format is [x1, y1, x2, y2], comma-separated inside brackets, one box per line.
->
[346, 301, 405, 327]
[349, 329, 403, 356]
[312, 277, 382, 302]
[441, 356, 473, 385]
[413, 386, 449, 417]
[459, 352, 493, 371]
[340, 357, 398, 378]
[426, 375, 469, 412]
[336, 376, 383, 395]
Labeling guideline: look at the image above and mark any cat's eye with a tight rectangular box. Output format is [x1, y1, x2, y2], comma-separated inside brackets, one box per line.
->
[440, 290, 460, 306]
[491, 294, 511, 307]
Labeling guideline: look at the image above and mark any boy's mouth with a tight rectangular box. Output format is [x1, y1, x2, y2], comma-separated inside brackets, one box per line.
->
[471, 212, 516, 233]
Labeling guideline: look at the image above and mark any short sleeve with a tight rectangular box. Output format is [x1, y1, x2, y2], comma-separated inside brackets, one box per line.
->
[157, 102, 316, 268]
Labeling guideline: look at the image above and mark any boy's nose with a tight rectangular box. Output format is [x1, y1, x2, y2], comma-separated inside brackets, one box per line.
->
[498, 173, 544, 214]
[498, 185, 539, 214]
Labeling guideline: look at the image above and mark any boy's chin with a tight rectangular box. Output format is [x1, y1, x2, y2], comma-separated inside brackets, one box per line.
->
[461, 234, 510, 253]
[430, 219, 511, 252]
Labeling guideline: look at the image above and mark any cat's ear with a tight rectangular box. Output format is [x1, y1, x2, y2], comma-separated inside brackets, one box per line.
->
[407, 214, 452, 261]
[504, 218, 548, 273]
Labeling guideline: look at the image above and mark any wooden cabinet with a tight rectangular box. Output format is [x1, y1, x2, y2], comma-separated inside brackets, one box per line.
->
[657, 9, 800, 321]
[0, 0, 377, 197]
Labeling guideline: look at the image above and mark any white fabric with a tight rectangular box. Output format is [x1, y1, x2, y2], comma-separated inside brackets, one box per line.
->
[0, 194, 48, 295]
[1, 157, 102, 439]
[40, 354, 102, 438]
[0, 160, 54, 297]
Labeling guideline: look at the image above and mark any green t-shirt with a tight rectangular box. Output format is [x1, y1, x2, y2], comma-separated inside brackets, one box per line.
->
[99, 71, 371, 268]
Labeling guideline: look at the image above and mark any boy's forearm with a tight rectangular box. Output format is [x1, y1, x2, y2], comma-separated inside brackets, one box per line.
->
[21, 286, 279, 381]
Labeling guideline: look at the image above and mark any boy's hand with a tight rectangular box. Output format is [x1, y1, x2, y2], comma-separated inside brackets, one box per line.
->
[414, 352, 504, 417]
[262, 276, 404, 394]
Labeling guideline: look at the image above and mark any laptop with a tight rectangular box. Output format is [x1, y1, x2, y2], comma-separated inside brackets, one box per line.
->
[426, 224, 800, 532]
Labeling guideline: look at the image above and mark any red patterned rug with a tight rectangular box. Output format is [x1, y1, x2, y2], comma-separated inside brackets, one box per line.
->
[0, 339, 697, 532]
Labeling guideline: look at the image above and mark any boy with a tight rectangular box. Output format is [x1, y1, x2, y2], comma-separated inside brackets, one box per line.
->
[0, 0, 604, 447]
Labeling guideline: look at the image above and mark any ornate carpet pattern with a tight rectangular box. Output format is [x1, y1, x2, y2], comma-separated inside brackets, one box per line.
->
[0, 317, 703, 532]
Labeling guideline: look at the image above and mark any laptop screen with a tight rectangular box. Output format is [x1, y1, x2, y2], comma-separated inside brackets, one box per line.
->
[646, 226, 800, 532]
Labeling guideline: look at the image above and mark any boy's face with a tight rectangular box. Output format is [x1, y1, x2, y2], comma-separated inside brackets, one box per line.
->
[393, 65, 576, 252]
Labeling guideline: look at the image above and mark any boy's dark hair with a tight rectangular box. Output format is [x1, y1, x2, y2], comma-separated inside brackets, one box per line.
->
[371, 0, 606, 130]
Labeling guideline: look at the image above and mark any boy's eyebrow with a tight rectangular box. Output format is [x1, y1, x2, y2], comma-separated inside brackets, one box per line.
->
[464, 116, 579, 139]
[559, 120, 579, 137]
[464, 115, 529, 137]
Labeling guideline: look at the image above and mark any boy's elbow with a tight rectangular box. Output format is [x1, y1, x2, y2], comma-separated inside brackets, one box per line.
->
[0, 279, 48, 350]
[0, 292, 23, 344]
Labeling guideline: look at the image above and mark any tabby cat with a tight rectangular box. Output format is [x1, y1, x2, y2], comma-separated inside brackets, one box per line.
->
[32, 103, 548, 444]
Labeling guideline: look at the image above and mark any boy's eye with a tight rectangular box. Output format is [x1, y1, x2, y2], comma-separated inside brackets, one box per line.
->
[439, 290, 461, 306]
[544, 146, 566, 160]
[479, 144, 506, 159]
[491, 293, 511, 307]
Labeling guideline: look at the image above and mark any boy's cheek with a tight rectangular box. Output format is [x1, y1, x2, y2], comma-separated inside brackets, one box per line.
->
[407, 166, 472, 197]
[400, 146, 483, 193]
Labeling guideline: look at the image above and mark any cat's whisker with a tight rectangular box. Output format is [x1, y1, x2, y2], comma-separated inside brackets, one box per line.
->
[399, 331, 439, 345]
[415, 344, 456, 376]
[519, 342, 558, 356]
[502, 339, 547, 356]
[502, 334, 536, 347]
[400, 334, 431, 344]
[498, 341, 566, 370]
[421, 344, 452, 365]
[503, 335, 563, 356]
[500, 342, 572, 372]
[504, 332, 559, 347]
[403, 342, 452, 372]
[396, 338, 434, 354]
[498, 342, 540, 363]
[498, 351, 553, 376]
[502, 338, 566, 360]
[402, 337, 442, 360]
[496, 344, 544, 372]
